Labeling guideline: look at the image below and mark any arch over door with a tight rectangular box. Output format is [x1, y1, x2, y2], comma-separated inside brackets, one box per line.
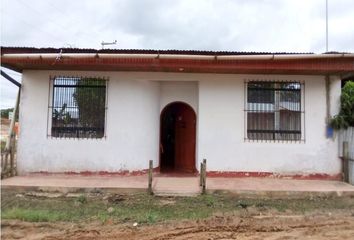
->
[160, 102, 196, 173]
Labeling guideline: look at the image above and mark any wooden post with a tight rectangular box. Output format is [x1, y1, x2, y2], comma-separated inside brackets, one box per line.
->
[5, 90, 20, 151]
[0, 153, 3, 177]
[202, 159, 207, 194]
[343, 142, 349, 183]
[3, 89, 20, 178]
[199, 162, 203, 186]
[1, 152, 9, 179]
[148, 160, 153, 194]
[10, 134, 16, 176]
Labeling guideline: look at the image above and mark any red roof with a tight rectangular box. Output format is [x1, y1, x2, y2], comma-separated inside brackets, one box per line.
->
[1, 47, 354, 76]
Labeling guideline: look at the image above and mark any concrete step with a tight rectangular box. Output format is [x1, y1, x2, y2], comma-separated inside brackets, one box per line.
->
[152, 176, 201, 197]
[153, 191, 201, 197]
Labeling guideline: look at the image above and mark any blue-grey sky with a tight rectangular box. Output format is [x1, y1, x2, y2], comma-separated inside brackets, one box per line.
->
[1, 0, 354, 108]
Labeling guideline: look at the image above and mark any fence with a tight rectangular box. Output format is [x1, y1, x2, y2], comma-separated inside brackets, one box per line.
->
[1, 90, 20, 179]
[338, 127, 354, 185]
[1, 137, 17, 178]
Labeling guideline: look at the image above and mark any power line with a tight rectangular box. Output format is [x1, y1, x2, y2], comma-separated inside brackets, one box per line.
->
[42, 1, 67, 16]
[16, 0, 69, 32]
[13, 0, 102, 48]
[1, 7, 64, 41]
[3, 1, 114, 48]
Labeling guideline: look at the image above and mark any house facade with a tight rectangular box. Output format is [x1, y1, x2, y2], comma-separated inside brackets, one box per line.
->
[2, 47, 354, 179]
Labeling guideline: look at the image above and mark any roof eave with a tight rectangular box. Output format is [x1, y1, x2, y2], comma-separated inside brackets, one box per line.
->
[1, 49, 353, 76]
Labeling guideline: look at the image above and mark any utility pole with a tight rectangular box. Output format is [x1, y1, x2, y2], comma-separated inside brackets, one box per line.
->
[326, 0, 328, 52]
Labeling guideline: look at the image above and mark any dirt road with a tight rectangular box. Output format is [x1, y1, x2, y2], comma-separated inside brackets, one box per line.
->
[2, 213, 354, 240]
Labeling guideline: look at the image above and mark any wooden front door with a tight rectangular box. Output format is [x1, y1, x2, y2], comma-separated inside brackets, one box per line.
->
[160, 102, 196, 173]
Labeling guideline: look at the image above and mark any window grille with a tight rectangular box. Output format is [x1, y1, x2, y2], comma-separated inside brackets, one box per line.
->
[245, 81, 305, 141]
[48, 76, 108, 138]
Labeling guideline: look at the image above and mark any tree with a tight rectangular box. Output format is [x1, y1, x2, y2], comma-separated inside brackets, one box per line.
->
[52, 103, 72, 125]
[72, 78, 106, 132]
[0, 108, 13, 119]
[330, 81, 354, 129]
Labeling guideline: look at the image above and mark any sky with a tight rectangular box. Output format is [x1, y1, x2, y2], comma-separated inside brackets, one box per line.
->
[1, 0, 354, 109]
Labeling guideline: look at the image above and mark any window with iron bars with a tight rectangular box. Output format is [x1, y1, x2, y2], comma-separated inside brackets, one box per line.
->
[245, 81, 305, 141]
[48, 76, 108, 138]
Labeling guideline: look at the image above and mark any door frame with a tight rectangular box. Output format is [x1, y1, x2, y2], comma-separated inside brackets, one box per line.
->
[159, 101, 197, 173]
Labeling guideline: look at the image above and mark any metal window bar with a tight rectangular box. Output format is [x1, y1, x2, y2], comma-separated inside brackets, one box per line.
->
[245, 81, 305, 142]
[48, 76, 108, 139]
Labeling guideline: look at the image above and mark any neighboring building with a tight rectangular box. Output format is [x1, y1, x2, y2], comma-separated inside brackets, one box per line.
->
[8, 111, 13, 120]
[0, 118, 11, 142]
[1, 47, 354, 179]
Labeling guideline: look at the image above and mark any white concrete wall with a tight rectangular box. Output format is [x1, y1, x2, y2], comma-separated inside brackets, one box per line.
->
[198, 75, 341, 175]
[17, 70, 341, 176]
[18, 71, 161, 173]
[160, 81, 198, 112]
[329, 75, 341, 117]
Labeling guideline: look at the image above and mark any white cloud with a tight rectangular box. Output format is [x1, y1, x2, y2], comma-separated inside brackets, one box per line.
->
[1, 0, 353, 108]
[0, 68, 21, 109]
[1, 0, 353, 51]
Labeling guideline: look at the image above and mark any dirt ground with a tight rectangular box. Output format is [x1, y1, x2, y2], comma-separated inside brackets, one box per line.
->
[2, 212, 354, 240]
[2, 190, 354, 239]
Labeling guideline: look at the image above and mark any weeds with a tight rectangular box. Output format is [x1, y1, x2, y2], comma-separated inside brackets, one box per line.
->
[77, 195, 87, 204]
[145, 211, 158, 224]
[2, 209, 66, 222]
[2, 190, 354, 224]
[203, 194, 216, 207]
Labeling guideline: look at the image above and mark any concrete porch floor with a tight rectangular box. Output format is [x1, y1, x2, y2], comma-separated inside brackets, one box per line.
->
[2, 174, 354, 198]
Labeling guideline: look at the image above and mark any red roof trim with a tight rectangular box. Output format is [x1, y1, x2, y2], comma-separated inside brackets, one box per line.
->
[1, 47, 353, 75]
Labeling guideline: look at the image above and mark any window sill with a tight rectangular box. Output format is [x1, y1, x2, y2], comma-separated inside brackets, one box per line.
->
[244, 139, 305, 143]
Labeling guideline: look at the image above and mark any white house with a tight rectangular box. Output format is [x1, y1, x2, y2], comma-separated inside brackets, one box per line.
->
[2, 47, 354, 179]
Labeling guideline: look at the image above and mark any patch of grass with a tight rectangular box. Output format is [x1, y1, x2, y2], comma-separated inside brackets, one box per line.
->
[77, 194, 87, 204]
[145, 211, 159, 224]
[2, 190, 354, 224]
[2, 208, 67, 222]
[202, 194, 216, 207]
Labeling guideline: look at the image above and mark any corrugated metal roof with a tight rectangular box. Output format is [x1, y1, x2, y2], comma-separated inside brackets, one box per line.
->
[1, 46, 313, 55]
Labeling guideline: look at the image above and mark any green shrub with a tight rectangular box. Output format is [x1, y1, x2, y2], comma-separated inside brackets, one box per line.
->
[330, 81, 354, 129]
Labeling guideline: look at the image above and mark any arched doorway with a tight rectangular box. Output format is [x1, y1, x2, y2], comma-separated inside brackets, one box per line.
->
[160, 102, 196, 173]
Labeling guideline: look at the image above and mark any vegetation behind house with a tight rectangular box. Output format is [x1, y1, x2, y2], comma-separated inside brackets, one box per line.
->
[330, 80, 354, 129]
[1, 108, 14, 120]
